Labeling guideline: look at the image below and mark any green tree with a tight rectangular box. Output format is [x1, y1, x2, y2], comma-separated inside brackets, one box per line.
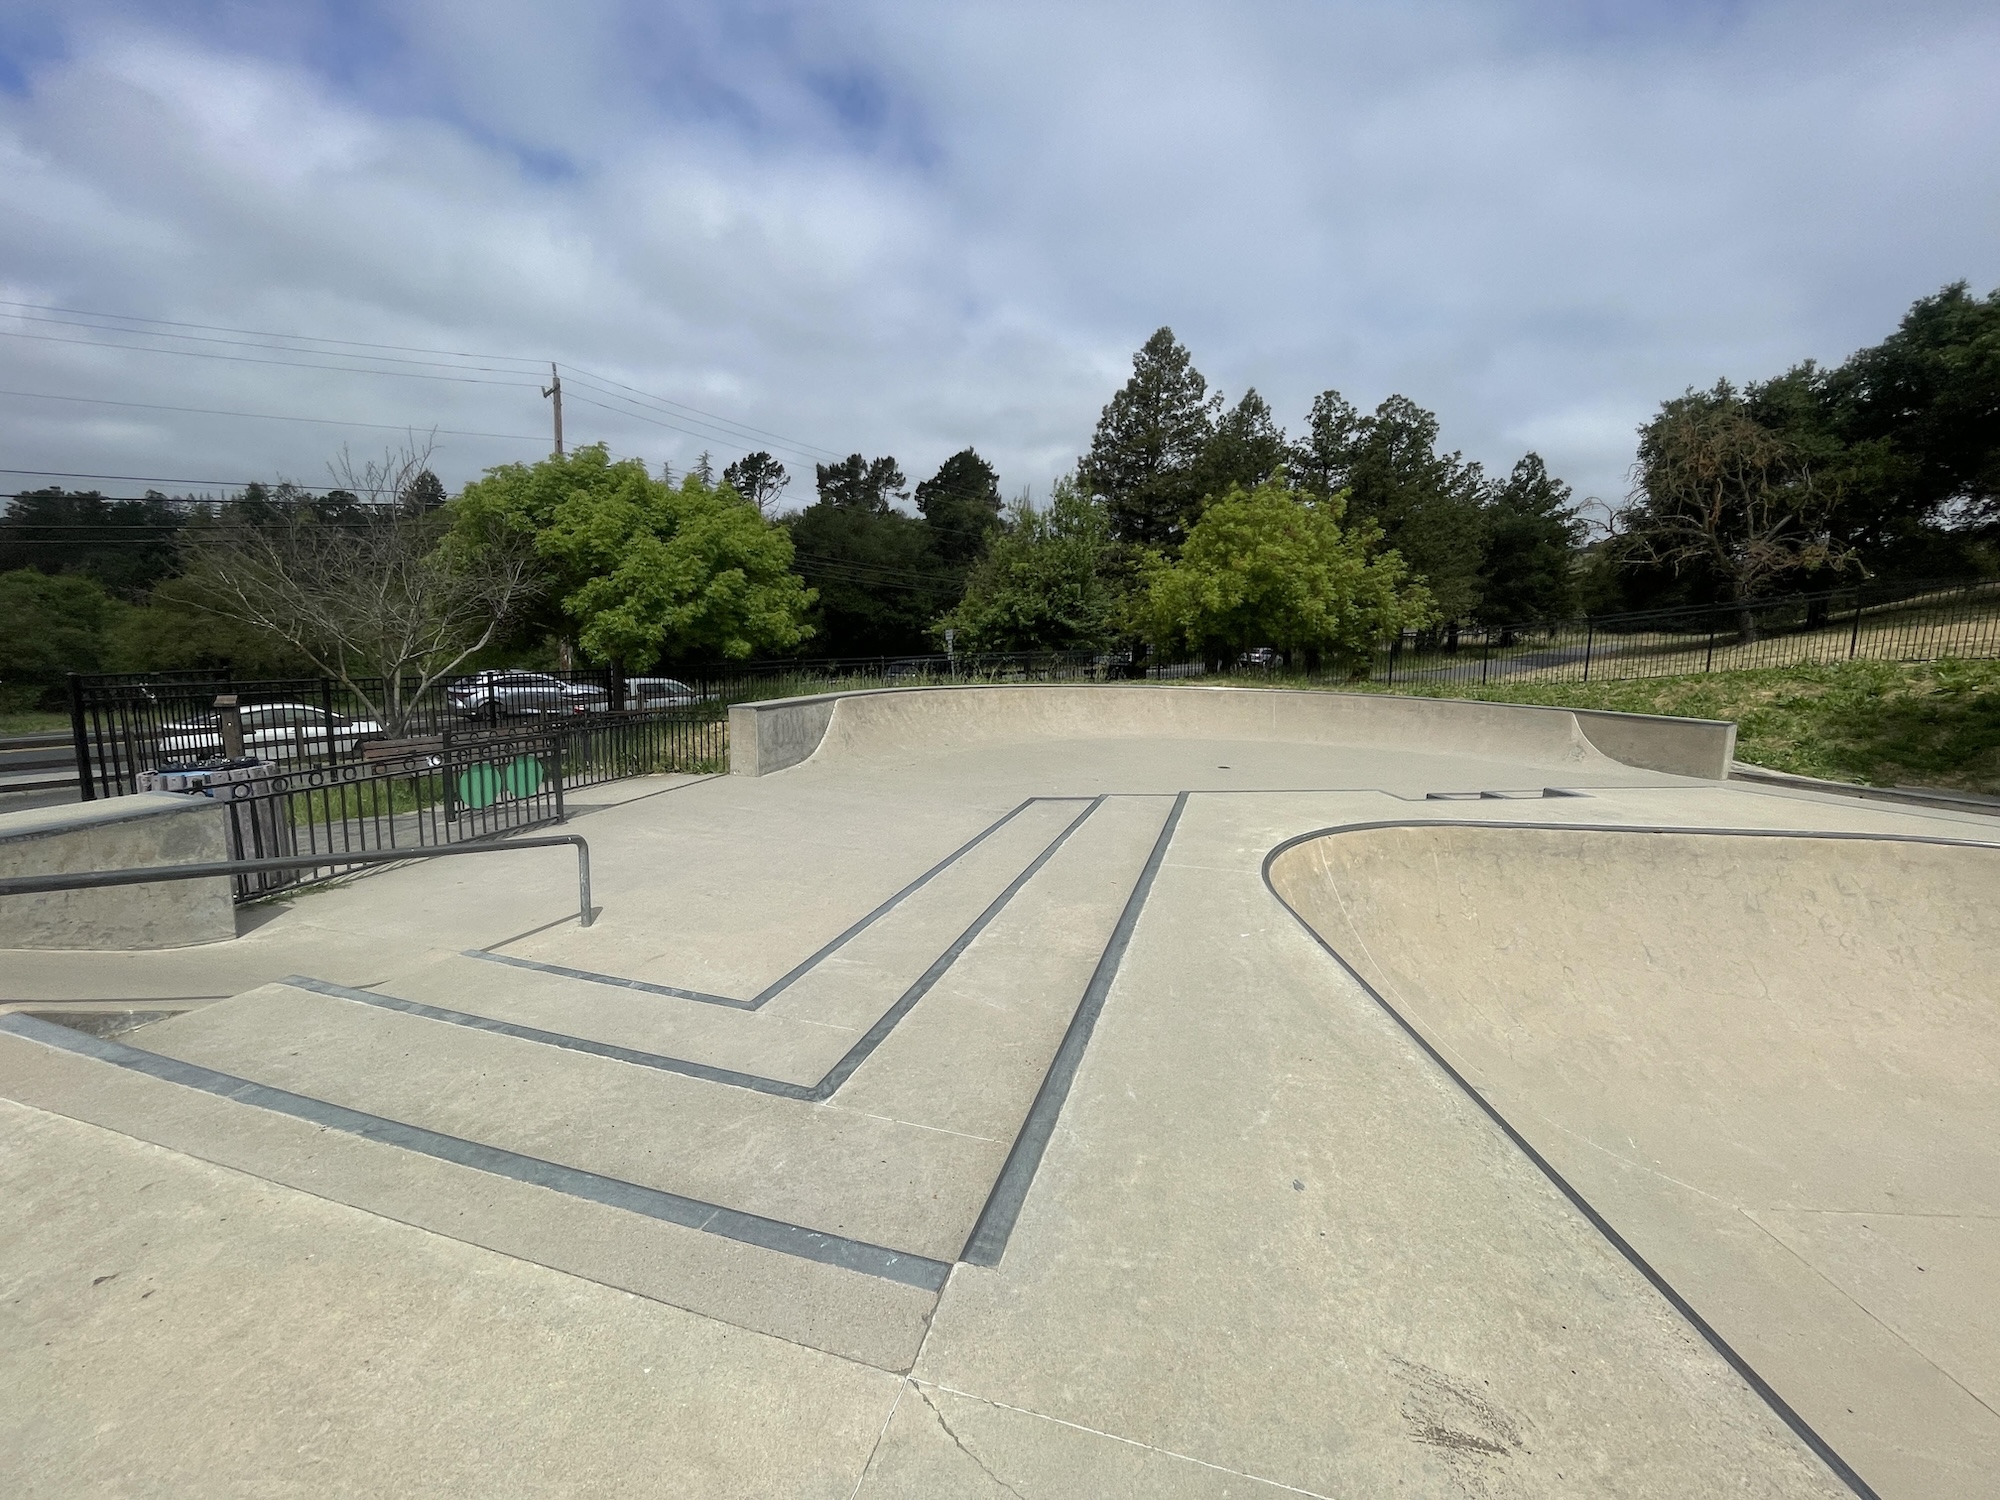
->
[722, 451, 791, 516]
[785, 454, 947, 656]
[1477, 454, 1584, 632]
[1622, 381, 1854, 641]
[0, 568, 132, 705]
[399, 468, 448, 514]
[1196, 388, 1290, 498]
[1135, 475, 1433, 673]
[1296, 391, 1490, 622]
[0, 488, 187, 599]
[938, 479, 1120, 652]
[915, 448, 1005, 571]
[1079, 327, 1221, 549]
[813, 454, 909, 513]
[455, 445, 811, 669]
[1829, 281, 2000, 530]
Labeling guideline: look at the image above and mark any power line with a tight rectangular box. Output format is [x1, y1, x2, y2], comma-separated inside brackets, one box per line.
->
[2, 310, 547, 376]
[0, 328, 541, 387]
[0, 468, 402, 492]
[0, 300, 547, 364]
[559, 389, 817, 465]
[561, 365, 845, 461]
[0, 297, 845, 464]
[0, 387, 549, 441]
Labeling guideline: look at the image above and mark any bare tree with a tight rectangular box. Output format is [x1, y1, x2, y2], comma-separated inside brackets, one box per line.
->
[1621, 383, 1856, 641]
[178, 441, 535, 737]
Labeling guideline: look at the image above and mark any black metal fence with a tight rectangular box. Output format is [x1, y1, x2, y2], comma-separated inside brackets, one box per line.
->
[67, 668, 699, 801]
[185, 725, 567, 901]
[1364, 576, 2000, 691]
[67, 576, 1998, 814]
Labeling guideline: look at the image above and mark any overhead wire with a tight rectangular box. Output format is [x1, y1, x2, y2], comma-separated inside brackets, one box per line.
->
[0, 387, 549, 441]
[0, 297, 844, 464]
[0, 328, 541, 387]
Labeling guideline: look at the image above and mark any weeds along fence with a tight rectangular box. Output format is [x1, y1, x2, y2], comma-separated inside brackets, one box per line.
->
[1362, 576, 2000, 691]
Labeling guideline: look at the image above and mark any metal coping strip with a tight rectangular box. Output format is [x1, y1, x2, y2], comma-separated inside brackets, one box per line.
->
[960, 790, 1189, 1267]
[0, 1012, 950, 1292]
[1253, 818, 2000, 1500]
[461, 795, 1088, 1008]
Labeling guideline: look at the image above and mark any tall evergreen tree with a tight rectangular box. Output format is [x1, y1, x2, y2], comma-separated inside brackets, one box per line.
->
[1079, 327, 1221, 549]
[722, 451, 791, 515]
[1477, 454, 1583, 631]
[1297, 391, 1491, 621]
[915, 448, 1005, 570]
[1197, 389, 1290, 497]
[813, 454, 909, 513]
[788, 453, 945, 655]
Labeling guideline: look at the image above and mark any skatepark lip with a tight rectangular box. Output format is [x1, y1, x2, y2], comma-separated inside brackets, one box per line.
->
[1261, 818, 2000, 1500]
[728, 681, 1741, 780]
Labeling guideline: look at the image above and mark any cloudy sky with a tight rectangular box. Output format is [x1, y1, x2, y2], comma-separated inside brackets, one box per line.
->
[1, 0, 1995, 514]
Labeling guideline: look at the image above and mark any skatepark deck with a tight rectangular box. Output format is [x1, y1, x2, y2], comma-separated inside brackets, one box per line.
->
[1, 684, 1992, 1498]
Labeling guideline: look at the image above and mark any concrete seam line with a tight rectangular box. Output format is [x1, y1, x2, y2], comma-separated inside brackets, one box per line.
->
[458, 795, 1084, 1008]
[277, 977, 816, 1099]
[808, 796, 1106, 1100]
[280, 799, 1108, 1109]
[959, 791, 1189, 1267]
[1256, 823, 1908, 1500]
[0, 1012, 951, 1291]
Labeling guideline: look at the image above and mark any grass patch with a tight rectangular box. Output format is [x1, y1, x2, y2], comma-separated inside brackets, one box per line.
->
[1329, 657, 2000, 794]
[0, 708, 69, 737]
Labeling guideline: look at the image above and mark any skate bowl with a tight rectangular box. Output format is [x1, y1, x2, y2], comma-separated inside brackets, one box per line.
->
[729, 682, 1737, 778]
[1265, 819, 2000, 1491]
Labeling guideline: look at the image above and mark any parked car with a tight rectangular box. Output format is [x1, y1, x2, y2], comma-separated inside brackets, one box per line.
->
[156, 703, 384, 761]
[446, 670, 609, 720]
[623, 677, 704, 710]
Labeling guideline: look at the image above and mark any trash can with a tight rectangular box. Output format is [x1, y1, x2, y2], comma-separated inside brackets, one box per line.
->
[138, 757, 298, 897]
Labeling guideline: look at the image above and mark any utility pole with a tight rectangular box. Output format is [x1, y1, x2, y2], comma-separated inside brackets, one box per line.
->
[542, 362, 564, 456]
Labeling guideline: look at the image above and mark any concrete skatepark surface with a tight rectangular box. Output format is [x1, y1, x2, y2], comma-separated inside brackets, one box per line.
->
[1, 683, 1994, 1497]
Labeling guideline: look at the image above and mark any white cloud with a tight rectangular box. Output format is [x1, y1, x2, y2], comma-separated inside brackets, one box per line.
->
[0, 0, 1994, 513]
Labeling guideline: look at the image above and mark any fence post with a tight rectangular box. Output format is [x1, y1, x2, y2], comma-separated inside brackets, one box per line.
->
[1582, 623, 1594, 683]
[66, 673, 96, 801]
[1849, 590, 1863, 659]
[1480, 631, 1490, 685]
[1704, 627, 1717, 673]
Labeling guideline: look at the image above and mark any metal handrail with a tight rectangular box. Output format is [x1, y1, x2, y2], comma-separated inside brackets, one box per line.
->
[0, 835, 595, 927]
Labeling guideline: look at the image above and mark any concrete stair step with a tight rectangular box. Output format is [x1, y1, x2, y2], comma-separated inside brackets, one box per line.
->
[129, 982, 1001, 1264]
[0, 1019, 935, 1371]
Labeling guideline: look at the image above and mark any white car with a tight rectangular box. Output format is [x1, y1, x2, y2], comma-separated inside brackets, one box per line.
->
[623, 676, 705, 710]
[157, 703, 385, 762]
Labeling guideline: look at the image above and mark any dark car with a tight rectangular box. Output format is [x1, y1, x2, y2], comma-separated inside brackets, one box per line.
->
[447, 671, 609, 721]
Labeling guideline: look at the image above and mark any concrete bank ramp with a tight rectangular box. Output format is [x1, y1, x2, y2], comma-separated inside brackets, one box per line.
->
[729, 682, 1736, 778]
[1267, 821, 2000, 1500]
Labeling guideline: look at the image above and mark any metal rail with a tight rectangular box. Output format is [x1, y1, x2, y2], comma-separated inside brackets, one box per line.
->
[0, 835, 595, 927]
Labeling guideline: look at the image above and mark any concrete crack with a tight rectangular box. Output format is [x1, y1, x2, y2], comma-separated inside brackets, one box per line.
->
[919, 1385, 1027, 1500]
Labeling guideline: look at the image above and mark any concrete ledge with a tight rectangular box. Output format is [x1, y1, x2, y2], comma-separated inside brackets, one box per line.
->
[729, 695, 841, 776]
[0, 794, 237, 950]
[727, 683, 1739, 780]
